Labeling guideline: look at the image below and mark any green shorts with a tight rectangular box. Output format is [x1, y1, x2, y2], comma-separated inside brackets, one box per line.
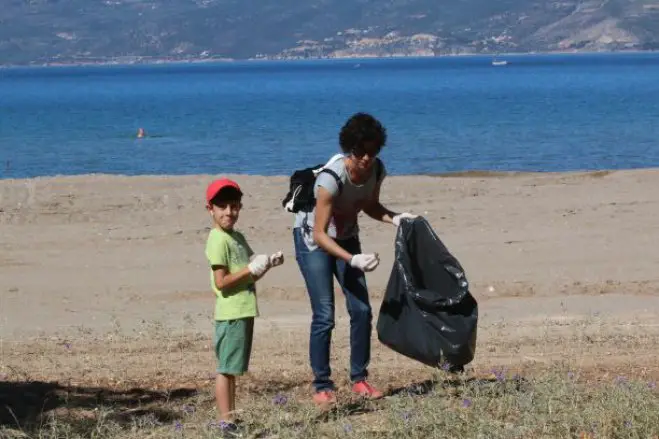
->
[213, 317, 254, 376]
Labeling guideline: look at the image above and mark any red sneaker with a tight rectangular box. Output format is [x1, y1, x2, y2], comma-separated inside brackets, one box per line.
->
[352, 381, 384, 400]
[312, 390, 337, 406]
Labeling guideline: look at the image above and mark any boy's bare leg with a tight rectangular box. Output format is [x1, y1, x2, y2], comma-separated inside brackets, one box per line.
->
[215, 373, 234, 422]
[230, 377, 236, 413]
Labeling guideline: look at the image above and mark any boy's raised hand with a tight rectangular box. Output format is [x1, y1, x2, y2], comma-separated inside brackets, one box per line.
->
[269, 251, 285, 267]
[248, 254, 271, 277]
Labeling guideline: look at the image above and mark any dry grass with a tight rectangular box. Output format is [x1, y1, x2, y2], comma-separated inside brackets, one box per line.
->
[1, 317, 658, 439]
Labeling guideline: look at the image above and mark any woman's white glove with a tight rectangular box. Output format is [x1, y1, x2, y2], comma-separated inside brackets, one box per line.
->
[248, 254, 271, 277]
[349, 253, 380, 272]
[392, 213, 418, 227]
[269, 251, 284, 267]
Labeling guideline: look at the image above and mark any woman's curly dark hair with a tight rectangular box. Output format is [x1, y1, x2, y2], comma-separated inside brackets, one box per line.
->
[339, 113, 387, 153]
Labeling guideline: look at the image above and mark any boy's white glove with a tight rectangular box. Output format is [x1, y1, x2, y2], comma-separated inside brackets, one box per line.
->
[269, 251, 284, 267]
[350, 253, 380, 272]
[392, 213, 418, 227]
[248, 254, 271, 277]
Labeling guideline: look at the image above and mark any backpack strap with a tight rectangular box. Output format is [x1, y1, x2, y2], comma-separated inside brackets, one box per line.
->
[313, 153, 344, 176]
[318, 168, 343, 195]
[318, 157, 379, 196]
[314, 153, 344, 196]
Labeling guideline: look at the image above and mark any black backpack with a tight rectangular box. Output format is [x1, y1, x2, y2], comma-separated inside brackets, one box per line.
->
[282, 155, 383, 214]
[282, 154, 344, 214]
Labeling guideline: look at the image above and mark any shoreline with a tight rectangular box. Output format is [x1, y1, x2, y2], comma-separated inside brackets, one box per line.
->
[1, 166, 656, 183]
[1, 48, 658, 70]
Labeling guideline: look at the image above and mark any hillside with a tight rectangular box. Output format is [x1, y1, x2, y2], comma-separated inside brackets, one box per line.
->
[2, 0, 659, 65]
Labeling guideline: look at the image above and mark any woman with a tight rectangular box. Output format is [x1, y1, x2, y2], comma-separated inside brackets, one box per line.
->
[293, 112, 416, 405]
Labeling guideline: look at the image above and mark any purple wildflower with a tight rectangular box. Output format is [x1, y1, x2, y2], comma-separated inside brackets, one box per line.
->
[174, 421, 183, 431]
[624, 421, 632, 428]
[218, 420, 237, 431]
[343, 423, 353, 433]
[491, 368, 506, 381]
[462, 398, 472, 408]
[181, 405, 195, 414]
[402, 411, 412, 422]
[64, 342, 71, 350]
[567, 371, 575, 380]
[648, 381, 656, 390]
[272, 394, 288, 405]
[441, 362, 451, 371]
[615, 375, 627, 385]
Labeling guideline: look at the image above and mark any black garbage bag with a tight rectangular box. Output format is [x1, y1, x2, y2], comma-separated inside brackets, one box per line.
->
[376, 216, 478, 368]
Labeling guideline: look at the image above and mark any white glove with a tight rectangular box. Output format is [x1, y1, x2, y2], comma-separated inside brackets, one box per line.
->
[349, 253, 380, 272]
[248, 254, 271, 277]
[392, 212, 418, 227]
[269, 251, 284, 267]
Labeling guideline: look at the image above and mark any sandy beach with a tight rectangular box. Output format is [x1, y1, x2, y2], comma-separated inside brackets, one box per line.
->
[2, 169, 659, 336]
[1, 169, 658, 435]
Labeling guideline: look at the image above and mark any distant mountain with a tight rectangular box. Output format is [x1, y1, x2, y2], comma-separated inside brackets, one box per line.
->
[2, 0, 659, 66]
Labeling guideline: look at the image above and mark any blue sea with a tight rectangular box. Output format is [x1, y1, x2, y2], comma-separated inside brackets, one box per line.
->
[2, 53, 659, 179]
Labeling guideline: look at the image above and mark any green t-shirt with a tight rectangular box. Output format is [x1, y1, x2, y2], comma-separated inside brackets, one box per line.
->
[205, 227, 259, 321]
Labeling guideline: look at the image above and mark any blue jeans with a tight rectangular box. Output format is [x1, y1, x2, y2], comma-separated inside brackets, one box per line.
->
[293, 228, 372, 392]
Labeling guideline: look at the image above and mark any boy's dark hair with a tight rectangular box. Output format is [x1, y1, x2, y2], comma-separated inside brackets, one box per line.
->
[339, 113, 387, 154]
[210, 187, 242, 206]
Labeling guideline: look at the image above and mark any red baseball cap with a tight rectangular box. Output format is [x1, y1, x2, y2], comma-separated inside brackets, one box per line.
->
[206, 178, 242, 204]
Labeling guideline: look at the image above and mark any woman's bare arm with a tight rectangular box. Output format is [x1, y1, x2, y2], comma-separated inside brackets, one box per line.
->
[363, 181, 398, 224]
[312, 187, 354, 262]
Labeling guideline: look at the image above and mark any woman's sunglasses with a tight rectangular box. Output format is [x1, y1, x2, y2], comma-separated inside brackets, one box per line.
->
[352, 144, 382, 158]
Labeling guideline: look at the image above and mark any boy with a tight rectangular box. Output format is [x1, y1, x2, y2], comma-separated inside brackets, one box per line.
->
[204, 178, 284, 436]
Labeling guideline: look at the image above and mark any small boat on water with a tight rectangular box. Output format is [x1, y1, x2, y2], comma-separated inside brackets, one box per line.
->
[492, 59, 508, 66]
